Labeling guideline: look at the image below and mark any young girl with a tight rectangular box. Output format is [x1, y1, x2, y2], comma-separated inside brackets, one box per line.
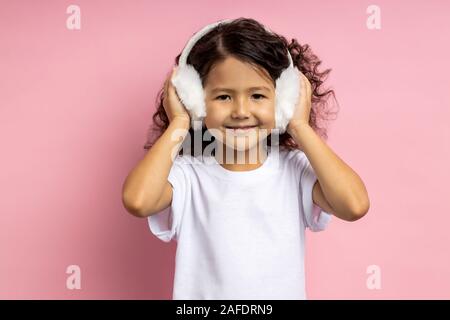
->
[122, 17, 370, 300]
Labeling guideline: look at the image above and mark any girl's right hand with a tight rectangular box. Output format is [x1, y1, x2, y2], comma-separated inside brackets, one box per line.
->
[163, 66, 191, 127]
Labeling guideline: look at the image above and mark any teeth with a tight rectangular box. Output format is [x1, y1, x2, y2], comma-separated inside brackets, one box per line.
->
[227, 126, 256, 129]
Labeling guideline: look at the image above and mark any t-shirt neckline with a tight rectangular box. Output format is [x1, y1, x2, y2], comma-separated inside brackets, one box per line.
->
[204, 147, 274, 180]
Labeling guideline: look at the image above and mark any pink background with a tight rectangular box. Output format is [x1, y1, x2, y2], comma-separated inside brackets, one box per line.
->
[1, 0, 449, 299]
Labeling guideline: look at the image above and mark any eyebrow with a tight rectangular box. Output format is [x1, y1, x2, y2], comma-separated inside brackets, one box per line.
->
[211, 86, 271, 93]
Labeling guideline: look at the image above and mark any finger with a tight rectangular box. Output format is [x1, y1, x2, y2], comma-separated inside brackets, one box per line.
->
[163, 73, 170, 102]
[167, 77, 176, 101]
[167, 67, 178, 91]
[306, 77, 312, 98]
[163, 67, 175, 102]
[301, 72, 311, 98]
[299, 72, 306, 99]
[167, 71, 182, 105]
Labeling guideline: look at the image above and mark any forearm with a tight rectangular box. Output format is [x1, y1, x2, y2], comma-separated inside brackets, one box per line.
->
[289, 123, 370, 219]
[122, 117, 190, 212]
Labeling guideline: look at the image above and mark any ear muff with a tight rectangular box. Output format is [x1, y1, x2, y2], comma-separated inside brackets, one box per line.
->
[171, 18, 301, 134]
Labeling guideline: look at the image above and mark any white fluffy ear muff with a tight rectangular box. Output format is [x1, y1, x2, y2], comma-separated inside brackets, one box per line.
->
[171, 63, 206, 130]
[274, 64, 301, 133]
[171, 18, 301, 134]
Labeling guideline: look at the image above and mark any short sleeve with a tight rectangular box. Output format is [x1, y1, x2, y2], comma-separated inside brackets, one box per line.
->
[294, 151, 332, 232]
[147, 158, 188, 242]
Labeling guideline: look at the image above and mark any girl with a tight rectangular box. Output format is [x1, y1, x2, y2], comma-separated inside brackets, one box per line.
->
[122, 17, 370, 300]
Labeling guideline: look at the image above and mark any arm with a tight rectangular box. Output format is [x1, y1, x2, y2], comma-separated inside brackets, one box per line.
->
[289, 122, 370, 222]
[121, 117, 190, 218]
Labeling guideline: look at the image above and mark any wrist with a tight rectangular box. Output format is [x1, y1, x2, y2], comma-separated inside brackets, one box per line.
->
[287, 121, 311, 136]
[170, 116, 191, 130]
[287, 121, 314, 150]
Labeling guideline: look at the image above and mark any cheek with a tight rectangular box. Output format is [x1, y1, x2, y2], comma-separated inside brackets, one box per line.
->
[257, 103, 275, 126]
[204, 104, 227, 128]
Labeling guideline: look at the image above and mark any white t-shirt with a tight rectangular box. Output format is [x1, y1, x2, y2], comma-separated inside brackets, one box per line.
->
[148, 147, 332, 300]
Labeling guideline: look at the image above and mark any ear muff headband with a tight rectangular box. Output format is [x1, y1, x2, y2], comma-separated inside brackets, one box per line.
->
[171, 18, 301, 133]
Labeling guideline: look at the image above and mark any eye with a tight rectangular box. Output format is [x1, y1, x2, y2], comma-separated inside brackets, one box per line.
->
[215, 94, 266, 101]
[216, 95, 230, 101]
[252, 94, 266, 100]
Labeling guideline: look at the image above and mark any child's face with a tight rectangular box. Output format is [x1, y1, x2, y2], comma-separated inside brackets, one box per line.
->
[203, 56, 275, 152]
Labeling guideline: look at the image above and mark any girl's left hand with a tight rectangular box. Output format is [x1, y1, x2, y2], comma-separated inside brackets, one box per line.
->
[286, 71, 312, 135]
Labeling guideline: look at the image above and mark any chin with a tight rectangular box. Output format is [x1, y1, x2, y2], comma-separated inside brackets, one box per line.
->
[225, 137, 261, 152]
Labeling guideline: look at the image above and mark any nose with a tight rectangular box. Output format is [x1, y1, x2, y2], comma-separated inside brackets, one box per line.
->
[230, 99, 251, 119]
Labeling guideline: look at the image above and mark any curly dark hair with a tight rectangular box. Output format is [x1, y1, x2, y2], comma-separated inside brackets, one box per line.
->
[143, 17, 339, 154]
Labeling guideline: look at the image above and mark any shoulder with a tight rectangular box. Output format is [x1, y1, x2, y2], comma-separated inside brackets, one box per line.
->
[276, 147, 308, 166]
[284, 148, 305, 160]
[173, 154, 203, 166]
[171, 154, 206, 176]
[166, 154, 202, 187]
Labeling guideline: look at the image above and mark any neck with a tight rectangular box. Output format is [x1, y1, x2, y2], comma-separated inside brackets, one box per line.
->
[214, 142, 268, 172]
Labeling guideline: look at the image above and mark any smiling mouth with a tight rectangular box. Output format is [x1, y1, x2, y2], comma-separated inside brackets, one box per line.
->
[223, 126, 259, 136]
[225, 125, 258, 130]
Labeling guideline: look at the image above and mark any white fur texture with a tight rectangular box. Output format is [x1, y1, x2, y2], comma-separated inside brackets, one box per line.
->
[171, 64, 301, 133]
[171, 64, 206, 130]
[274, 66, 301, 133]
